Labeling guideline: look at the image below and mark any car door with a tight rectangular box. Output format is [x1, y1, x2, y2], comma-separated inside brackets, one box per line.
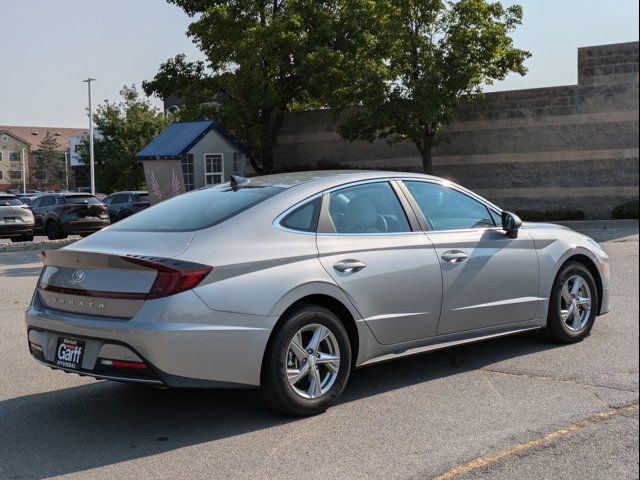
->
[316, 180, 443, 345]
[401, 180, 540, 336]
[31, 196, 52, 232]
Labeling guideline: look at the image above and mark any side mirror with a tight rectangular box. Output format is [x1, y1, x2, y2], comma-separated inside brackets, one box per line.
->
[501, 211, 522, 236]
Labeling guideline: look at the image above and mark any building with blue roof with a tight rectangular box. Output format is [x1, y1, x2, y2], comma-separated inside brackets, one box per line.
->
[136, 120, 249, 193]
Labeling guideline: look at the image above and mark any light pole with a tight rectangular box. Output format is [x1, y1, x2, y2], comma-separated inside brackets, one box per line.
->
[21, 147, 26, 194]
[64, 151, 69, 191]
[83, 77, 96, 195]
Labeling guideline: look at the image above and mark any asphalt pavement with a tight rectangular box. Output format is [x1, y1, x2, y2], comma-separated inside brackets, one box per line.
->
[0, 230, 637, 480]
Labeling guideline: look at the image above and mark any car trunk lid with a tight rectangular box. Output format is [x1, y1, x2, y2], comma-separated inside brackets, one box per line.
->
[37, 231, 210, 319]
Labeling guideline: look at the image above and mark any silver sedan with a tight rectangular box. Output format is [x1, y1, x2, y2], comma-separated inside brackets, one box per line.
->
[26, 171, 610, 415]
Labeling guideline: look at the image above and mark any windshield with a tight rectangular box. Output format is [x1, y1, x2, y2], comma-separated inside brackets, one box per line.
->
[0, 197, 23, 206]
[65, 195, 101, 205]
[110, 185, 284, 232]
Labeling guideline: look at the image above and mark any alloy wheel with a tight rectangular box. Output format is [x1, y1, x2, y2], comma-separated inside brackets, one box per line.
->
[286, 324, 341, 399]
[560, 275, 592, 331]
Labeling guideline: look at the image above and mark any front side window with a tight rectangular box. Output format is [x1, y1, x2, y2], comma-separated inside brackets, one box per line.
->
[111, 185, 284, 232]
[404, 181, 495, 231]
[205, 154, 224, 185]
[280, 197, 321, 233]
[327, 182, 411, 234]
[181, 154, 195, 192]
[39, 196, 56, 207]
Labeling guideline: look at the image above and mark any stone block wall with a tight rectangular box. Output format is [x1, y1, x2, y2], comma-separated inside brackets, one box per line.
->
[274, 42, 639, 218]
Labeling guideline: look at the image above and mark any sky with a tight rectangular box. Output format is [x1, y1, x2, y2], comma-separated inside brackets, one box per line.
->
[0, 0, 638, 128]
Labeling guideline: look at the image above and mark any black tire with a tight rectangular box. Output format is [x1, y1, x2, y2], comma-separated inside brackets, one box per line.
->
[45, 221, 60, 240]
[261, 304, 352, 416]
[117, 210, 132, 221]
[545, 261, 599, 344]
[11, 234, 34, 243]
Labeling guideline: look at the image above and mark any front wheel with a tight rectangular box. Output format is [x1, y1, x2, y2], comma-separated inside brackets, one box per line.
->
[261, 305, 352, 416]
[545, 261, 598, 343]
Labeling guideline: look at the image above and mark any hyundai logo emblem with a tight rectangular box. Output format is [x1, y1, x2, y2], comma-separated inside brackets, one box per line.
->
[71, 269, 86, 283]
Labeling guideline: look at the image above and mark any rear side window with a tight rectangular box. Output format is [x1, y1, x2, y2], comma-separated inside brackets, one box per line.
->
[65, 195, 101, 205]
[280, 197, 321, 233]
[327, 182, 411, 234]
[111, 185, 284, 232]
[0, 197, 23, 206]
[404, 181, 495, 231]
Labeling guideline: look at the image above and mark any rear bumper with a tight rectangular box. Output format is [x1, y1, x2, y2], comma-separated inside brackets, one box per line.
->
[62, 220, 110, 235]
[25, 290, 278, 388]
[0, 223, 34, 238]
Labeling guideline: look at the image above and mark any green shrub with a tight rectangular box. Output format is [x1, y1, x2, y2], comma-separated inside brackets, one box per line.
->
[612, 200, 639, 219]
[516, 209, 585, 222]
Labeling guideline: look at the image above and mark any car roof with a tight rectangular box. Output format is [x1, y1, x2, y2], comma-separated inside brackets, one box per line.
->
[109, 191, 147, 195]
[246, 170, 439, 189]
[243, 170, 444, 197]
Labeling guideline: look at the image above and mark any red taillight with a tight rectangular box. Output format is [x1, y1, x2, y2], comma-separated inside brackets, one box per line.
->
[122, 256, 212, 300]
[111, 360, 147, 369]
[21, 205, 32, 211]
[38, 251, 46, 264]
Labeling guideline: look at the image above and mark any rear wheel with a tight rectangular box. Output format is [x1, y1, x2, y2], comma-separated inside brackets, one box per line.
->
[46, 221, 60, 240]
[545, 261, 598, 343]
[261, 305, 352, 416]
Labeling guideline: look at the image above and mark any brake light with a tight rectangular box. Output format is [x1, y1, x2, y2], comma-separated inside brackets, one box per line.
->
[20, 205, 32, 211]
[122, 256, 213, 299]
[38, 251, 46, 264]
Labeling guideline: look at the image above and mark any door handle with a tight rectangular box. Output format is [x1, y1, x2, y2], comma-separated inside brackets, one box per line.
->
[441, 250, 469, 264]
[333, 260, 367, 274]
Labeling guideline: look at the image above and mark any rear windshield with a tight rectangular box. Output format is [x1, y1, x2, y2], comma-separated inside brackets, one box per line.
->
[110, 185, 284, 232]
[0, 197, 23, 206]
[64, 195, 101, 205]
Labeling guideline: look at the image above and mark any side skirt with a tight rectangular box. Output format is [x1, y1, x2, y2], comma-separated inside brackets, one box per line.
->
[357, 322, 544, 368]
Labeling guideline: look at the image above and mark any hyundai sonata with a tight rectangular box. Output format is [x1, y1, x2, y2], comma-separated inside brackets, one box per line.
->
[26, 171, 610, 415]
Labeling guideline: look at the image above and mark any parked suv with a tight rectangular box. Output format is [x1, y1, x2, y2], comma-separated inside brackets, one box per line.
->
[30, 193, 110, 240]
[102, 191, 150, 222]
[0, 194, 35, 242]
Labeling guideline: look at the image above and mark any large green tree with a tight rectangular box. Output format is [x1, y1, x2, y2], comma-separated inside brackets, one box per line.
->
[35, 131, 65, 188]
[79, 85, 171, 193]
[331, 0, 530, 174]
[143, 0, 382, 174]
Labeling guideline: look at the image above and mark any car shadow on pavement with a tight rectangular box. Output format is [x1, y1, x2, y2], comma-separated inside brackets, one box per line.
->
[0, 265, 43, 278]
[0, 331, 559, 479]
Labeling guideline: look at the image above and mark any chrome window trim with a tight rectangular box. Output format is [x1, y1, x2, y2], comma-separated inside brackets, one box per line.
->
[273, 193, 323, 236]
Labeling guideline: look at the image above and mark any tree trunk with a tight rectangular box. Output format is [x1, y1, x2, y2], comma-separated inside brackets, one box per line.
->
[262, 150, 275, 175]
[420, 145, 434, 175]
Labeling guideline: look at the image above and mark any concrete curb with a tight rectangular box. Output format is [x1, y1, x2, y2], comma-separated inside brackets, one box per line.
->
[555, 219, 639, 231]
[0, 239, 77, 253]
